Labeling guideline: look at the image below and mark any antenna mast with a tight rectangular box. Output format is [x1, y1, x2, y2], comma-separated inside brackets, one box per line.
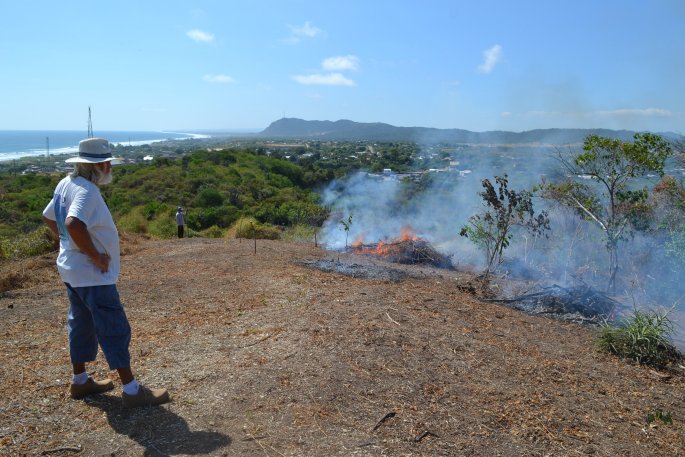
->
[87, 106, 94, 138]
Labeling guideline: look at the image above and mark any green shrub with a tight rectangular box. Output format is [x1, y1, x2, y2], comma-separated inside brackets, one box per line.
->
[143, 201, 171, 220]
[201, 225, 225, 238]
[148, 214, 177, 239]
[231, 216, 281, 240]
[646, 409, 673, 426]
[232, 216, 257, 238]
[195, 188, 224, 207]
[117, 207, 149, 234]
[598, 308, 682, 367]
[192, 206, 239, 229]
[281, 224, 317, 243]
[0, 226, 56, 260]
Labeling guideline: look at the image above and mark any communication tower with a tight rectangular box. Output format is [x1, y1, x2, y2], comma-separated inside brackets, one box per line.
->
[87, 106, 93, 138]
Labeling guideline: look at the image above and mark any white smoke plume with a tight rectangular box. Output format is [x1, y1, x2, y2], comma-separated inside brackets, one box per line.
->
[317, 142, 685, 347]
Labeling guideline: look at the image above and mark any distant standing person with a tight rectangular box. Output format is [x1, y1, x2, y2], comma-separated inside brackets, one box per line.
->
[176, 207, 186, 238]
[42, 138, 170, 408]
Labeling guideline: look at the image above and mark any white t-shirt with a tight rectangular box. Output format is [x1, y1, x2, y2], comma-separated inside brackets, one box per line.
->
[43, 175, 120, 287]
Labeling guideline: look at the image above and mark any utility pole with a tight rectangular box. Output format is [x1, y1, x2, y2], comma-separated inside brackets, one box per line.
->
[87, 106, 93, 138]
[46, 136, 50, 157]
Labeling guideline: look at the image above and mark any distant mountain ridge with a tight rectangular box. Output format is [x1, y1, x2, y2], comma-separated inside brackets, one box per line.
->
[259, 118, 645, 144]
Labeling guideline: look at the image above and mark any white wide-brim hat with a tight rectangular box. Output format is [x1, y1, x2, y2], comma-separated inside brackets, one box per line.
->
[65, 138, 123, 164]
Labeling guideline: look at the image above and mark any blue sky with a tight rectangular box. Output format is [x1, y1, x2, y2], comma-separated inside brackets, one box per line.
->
[1, 0, 684, 133]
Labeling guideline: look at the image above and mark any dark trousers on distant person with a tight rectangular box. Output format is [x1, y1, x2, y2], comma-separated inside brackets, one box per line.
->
[177, 225, 184, 239]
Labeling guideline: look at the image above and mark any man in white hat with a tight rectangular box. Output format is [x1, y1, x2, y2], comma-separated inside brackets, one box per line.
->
[42, 138, 169, 407]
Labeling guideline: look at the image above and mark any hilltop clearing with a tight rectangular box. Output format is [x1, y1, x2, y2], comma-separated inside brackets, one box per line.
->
[1, 238, 683, 455]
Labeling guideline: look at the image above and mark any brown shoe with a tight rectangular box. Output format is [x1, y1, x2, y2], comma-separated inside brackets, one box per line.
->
[70, 377, 114, 399]
[122, 385, 170, 408]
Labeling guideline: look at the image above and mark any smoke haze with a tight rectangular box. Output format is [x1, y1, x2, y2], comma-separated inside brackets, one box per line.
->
[318, 142, 685, 347]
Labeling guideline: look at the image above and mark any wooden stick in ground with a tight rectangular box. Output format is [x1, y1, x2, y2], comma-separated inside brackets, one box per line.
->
[253, 224, 257, 255]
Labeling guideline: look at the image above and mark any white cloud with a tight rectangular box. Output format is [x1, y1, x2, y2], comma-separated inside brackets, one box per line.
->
[524, 110, 562, 117]
[284, 21, 322, 44]
[187, 29, 214, 43]
[292, 73, 355, 86]
[521, 108, 673, 119]
[597, 108, 672, 117]
[322, 55, 360, 71]
[288, 21, 322, 38]
[500, 111, 512, 117]
[203, 74, 236, 83]
[477, 44, 502, 74]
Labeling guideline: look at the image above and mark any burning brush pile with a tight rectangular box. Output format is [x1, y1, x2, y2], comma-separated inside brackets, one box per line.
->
[350, 227, 453, 269]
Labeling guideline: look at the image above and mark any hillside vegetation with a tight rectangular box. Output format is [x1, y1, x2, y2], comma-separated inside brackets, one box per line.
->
[0, 148, 330, 258]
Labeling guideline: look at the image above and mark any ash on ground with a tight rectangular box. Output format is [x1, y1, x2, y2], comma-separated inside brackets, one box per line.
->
[299, 250, 454, 282]
[489, 284, 620, 325]
[302, 253, 619, 326]
[299, 259, 410, 282]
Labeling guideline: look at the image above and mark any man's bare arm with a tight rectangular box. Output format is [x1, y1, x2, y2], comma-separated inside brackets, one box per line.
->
[65, 216, 110, 273]
[42, 216, 59, 238]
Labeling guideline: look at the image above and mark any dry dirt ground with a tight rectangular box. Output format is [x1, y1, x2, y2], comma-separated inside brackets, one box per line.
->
[1, 237, 684, 456]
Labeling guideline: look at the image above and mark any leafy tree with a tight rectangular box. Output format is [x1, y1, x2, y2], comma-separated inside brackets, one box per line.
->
[542, 133, 672, 291]
[340, 214, 353, 250]
[460, 175, 550, 277]
[195, 188, 224, 207]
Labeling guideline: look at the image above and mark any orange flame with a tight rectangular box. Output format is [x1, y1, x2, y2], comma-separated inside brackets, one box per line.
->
[352, 225, 424, 258]
[352, 235, 365, 248]
[399, 225, 420, 241]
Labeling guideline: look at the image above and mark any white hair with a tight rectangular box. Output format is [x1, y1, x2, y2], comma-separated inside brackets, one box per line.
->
[70, 163, 107, 184]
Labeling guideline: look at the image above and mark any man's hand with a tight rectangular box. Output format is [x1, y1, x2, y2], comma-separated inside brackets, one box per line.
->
[65, 216, 110, 273]
[92, 252, 111, 273]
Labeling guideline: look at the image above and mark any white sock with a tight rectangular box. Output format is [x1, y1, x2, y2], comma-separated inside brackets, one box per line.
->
[72, 372, 89, 385]
[123, 379, 140, 395]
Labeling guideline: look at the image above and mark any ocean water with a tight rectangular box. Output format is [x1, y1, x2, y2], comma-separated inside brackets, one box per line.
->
[0, 130, 210, 161]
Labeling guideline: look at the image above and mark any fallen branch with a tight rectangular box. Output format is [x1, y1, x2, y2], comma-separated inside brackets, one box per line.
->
[485, 284, 617, 320]
[414, 431, 439, 442]
[41, 445, 82, 455]
[357, 440, 377, 447]
[372, 412, 396, 431]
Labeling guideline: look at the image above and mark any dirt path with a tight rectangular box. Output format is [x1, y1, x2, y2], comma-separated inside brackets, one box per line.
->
[1, 238, 683, 456]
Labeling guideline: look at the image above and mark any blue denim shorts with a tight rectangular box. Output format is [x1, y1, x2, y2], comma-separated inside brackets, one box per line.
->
[65, 283, 131, 370]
